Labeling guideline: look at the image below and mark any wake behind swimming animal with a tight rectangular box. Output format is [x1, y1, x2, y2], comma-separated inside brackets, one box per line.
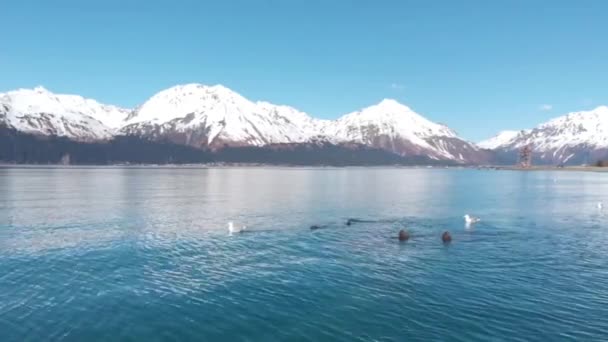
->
[345, 218, 389, 226]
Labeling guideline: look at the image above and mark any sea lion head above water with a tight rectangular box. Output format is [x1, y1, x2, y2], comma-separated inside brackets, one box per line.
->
[398, 229, 410, 241]
[442, 231, 452, 243]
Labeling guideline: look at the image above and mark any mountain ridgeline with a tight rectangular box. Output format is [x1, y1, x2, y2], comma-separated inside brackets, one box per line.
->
[479, 106, 608, 165]
[1, 84, 607, 166]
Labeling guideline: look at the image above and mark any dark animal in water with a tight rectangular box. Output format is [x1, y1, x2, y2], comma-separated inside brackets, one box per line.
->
[442, 231, 452, 243]
[345, 218, 379, 226]
[398, 229, 410, 241]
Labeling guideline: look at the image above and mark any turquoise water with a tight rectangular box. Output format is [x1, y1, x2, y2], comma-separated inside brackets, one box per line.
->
[1, 167, 608, 341]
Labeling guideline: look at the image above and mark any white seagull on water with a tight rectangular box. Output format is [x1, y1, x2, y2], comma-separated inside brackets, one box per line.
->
[228, 221, 246, 236]
[464, 214, 481, 225]
[598, 202, 603, 210]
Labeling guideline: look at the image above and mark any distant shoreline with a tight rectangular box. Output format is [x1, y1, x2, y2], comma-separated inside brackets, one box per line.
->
[477, 165, 608, 172]
[0, 163, 458, 169]
[2, 163, 608, 172]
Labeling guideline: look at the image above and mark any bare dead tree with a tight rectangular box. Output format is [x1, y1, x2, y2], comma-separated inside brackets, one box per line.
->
[518, 145, 532, 168]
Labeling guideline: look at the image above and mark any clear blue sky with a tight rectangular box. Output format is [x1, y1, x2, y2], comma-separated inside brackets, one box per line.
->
[3, 0, 607, 141]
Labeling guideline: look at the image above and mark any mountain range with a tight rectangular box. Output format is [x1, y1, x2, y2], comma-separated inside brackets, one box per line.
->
[1, 84, 607, 166]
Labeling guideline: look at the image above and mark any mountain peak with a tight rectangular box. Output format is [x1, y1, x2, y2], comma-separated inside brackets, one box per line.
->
[378, 98, 400, 105]
[156, 83, 245, 102]
[33, 85, 50, 94]
[126, 83, 253, 125]
[374, 98, 411, 111]
[34, 85, 50, 93]
[593, 105, 608, 113]
[164, 83, 235, 95]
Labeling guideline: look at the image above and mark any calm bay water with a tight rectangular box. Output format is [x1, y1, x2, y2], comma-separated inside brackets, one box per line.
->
[1, 166, 608, 341]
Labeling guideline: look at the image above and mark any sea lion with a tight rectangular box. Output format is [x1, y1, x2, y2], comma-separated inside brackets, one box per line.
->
[398, 229, 410, 241]
[442, 231, 452, 243]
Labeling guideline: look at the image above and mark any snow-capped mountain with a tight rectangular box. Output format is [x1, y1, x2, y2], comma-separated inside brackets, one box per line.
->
[122, 86, 484, 161]
[478, 130, 525, 150]
[0, 87, 130, 141]
[322, 99, 485, 161]
[121, 84, 327, 148]
[481, 106, 608, 164]
[1, 83, 491, 164]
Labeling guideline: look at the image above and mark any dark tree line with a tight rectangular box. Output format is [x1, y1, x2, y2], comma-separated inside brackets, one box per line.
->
[0, 125, 454, 166]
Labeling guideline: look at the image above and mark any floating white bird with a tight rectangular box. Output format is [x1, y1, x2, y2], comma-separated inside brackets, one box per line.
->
[464, 214, 481, 225]
[598, 202, 603, 210]
[228, 221, 246, 235]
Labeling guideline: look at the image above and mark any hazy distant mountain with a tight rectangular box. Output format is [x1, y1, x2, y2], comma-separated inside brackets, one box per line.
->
[480, 106, 608, 165]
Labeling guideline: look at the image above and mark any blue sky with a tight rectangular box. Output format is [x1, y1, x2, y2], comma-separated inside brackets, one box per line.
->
[3, 0, 607, 141]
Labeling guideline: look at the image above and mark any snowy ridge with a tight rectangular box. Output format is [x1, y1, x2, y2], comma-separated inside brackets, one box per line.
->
[0, 86, 130, 141]
[484, 106, 608, 151]
[122, 84, 327, 147]
[482, 106, 608, 165]
[531, 106, 608, 149]
[478, 130, 524, 149]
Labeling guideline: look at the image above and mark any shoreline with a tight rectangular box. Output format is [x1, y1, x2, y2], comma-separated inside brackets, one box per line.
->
[477, 165, 608, 172]
[1, 163, 608, 172]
